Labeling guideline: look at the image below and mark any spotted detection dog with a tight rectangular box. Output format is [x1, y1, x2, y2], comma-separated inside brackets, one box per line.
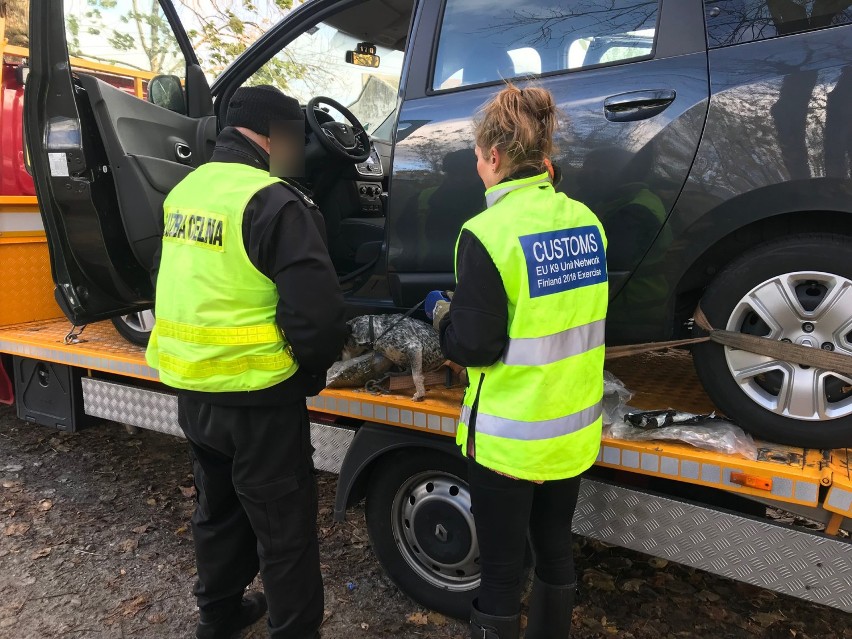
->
[343, 315, 445, 401]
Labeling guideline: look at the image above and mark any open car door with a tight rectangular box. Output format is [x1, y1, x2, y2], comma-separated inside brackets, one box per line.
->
[24, 1, 216, 326]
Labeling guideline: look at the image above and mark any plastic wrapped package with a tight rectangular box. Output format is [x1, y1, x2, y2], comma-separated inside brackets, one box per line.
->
[602, 370, 633, 426]
[606, 414, 758, 460]
[326, 352, 396, 389]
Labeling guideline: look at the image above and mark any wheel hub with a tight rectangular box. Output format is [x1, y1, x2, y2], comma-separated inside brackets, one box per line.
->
[725, 271, 852, 421]
[795, 334, 819, 349]
[392, 472, 480, 592]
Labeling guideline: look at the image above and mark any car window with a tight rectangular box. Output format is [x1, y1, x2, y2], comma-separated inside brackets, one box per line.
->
[63, 0, 187, 100]
[246, 21, 406, 136]
[705, 0, 852, 48]
[432, 0, 659, 91]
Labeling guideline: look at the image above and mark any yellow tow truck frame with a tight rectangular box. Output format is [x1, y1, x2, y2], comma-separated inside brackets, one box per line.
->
[0, 258, 850, 615]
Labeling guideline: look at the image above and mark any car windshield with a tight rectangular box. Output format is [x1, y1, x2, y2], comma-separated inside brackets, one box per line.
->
[250, 21, 405, 142]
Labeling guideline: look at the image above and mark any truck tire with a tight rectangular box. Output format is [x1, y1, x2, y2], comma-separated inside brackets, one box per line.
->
[365, 449, 479, 619]
[692, 233, 852, 448]
[110, 311, 155, 346]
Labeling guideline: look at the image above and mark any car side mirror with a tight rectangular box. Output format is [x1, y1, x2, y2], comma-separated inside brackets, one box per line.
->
[147, 74, 186, 115]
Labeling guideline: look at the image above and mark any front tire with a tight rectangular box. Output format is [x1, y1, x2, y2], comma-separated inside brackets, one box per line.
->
[693, 233, 852, 448]
[365, 450, 479, 619]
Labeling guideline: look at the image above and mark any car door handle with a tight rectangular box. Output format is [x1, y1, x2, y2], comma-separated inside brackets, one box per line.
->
[604, 90, 676, 122]
[175, 142, 192, 163]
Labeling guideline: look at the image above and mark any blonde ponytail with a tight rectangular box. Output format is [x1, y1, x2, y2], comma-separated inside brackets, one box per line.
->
[474, 82, 560, 174]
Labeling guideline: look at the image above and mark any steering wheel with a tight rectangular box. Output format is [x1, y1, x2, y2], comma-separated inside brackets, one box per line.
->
[306, 96, 372, 163]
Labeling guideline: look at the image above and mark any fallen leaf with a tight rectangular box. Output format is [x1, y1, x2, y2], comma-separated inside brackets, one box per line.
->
[407, 612, 429, 625]
[175, 526, 188, 536]
[621, 578, 646, 593]
[146, 612, 167, 624]
[582, 569, 616, 592]
[117, 538, 139, 553]
[179, 486, 196, 499]
[30, 548, 51, 560]
[648, 558, 669, 569]
[120, 595, 149, 618]
[38, 500, 53, 512]
[428, 613, 448, 626]
[751, 611, 785, 627]
[4, 522, 31, 537]
[132, 524, 150, 534]
[145, 498, 157, 506]
[696, 589, 721, 602]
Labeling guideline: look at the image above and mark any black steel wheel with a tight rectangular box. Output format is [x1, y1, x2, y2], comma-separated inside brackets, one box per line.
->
[365, 449, 479, 619]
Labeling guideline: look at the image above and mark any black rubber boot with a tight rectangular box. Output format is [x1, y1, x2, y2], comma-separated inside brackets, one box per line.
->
[469, 599, 520, 639]
[196, 591, 268, 639]
[524, 575, 575, 639]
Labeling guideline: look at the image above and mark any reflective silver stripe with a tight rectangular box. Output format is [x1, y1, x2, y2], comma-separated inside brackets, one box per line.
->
[0, 212, 44, 233]
[485, 175, 551, 208]
[502, 319, 605, 366]
[461, 401, 601, 441]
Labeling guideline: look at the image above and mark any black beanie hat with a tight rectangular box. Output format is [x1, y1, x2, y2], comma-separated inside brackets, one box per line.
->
[225, 85, 302, 137]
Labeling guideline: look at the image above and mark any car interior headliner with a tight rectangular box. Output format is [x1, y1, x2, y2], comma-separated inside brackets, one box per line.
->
[324, 0, 412, 50]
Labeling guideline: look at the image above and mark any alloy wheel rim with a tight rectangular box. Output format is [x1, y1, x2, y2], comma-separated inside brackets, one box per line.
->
[724, 271, 852, 421]
[118, 310, 155, 333]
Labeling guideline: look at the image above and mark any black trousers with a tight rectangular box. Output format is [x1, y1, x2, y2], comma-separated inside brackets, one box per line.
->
[178, 395, 322, 639]
[468, 459, 581, 617]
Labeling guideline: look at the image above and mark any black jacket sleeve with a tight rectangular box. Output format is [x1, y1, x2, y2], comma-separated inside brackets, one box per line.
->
[243, 184, 348, 377]
[439, 230, 508, 367]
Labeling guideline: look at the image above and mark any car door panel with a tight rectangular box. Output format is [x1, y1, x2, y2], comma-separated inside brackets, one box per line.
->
[388, 58, 709, 306]
[25, 0, 213, 325]
[78, 74, 215, 269]
[387, 0, 710, 309]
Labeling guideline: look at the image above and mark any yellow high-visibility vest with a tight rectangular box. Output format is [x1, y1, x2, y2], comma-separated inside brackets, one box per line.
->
[145, 162, 299, 392]
[457, 173, 609, 481]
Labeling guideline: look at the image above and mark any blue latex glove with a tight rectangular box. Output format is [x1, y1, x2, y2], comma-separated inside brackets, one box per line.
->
[425, 290, 451, 320]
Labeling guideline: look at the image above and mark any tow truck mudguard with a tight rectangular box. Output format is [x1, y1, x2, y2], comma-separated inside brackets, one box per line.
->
[333, 421, 459, 521]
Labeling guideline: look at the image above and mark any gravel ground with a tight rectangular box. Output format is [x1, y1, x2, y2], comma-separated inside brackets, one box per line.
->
[1, 404, 851, 639]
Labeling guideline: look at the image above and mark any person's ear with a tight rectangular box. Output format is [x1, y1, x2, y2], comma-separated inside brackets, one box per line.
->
[490, 147, 503, 174]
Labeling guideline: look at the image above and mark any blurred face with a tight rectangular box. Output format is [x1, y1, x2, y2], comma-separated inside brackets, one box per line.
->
[475, 144, 506, 189]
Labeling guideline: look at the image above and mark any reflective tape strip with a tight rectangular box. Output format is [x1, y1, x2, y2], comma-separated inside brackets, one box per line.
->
[156, 319, 282, 346]
[0, 212, 44, 233]
[826, 486, 852, 514]
[0, 338, 159, 380]
[460, 402, 601, 441]
[157, 351, 293, 378]
[306, 396, 458, 435]
[595, 440, 820, 505]
[502, 320, 605, 366]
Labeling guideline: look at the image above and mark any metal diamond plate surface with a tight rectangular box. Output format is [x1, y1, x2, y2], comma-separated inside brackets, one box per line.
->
[575, 479, 852, 613]
[310, 423, 355, 474]
[81, 378, 355, 473]
[82, 378, 182, 437]
[0, 240, 63, 325]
